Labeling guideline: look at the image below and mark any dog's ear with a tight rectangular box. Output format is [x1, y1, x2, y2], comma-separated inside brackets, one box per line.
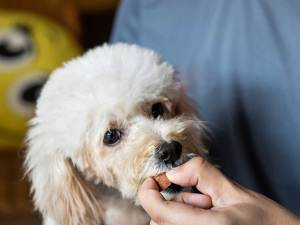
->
[24, 124, 104, 225]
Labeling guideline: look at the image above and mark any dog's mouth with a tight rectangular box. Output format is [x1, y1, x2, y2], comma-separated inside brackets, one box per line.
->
[161, 182, 200, 196]
[151, 163, 184, 194]
[163, 183, 183, 193]
[152, 153, 200, 194]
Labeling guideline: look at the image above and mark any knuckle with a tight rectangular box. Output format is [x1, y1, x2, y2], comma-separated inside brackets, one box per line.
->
[191, 156, 207, 169]
[187, 157, 208, 185]
[210, 186, 221, 200]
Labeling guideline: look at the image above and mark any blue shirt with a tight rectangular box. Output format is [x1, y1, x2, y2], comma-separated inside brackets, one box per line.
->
[111, 0, 300, 215]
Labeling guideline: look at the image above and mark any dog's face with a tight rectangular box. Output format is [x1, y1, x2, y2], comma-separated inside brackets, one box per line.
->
[79, 89, 205, 200]
[25, 44, 206, 225]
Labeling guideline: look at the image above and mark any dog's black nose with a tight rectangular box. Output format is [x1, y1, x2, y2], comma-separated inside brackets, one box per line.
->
[155, 140, 182, 164]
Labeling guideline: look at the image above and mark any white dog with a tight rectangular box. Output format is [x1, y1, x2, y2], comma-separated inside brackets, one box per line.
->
[24, 43, 207, 225]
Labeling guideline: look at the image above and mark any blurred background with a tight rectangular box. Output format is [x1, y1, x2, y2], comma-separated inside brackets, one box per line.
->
[0, 0, 119, 224]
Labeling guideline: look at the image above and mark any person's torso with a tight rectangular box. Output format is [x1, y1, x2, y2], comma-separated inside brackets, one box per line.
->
[112, 0, 300, 215]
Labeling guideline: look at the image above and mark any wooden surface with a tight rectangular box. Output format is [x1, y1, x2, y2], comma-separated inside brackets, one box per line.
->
[0, 150, 40, 225]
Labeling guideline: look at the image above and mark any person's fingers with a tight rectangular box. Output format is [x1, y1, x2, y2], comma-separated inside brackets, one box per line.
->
[138, 177, 165, 202]
[138, 178, 215, 225]
[166, 157, 240, 206]
[173, 192, 212, 209]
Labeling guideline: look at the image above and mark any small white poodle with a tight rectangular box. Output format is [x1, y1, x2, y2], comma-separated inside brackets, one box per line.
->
[24, 43, 207, 225]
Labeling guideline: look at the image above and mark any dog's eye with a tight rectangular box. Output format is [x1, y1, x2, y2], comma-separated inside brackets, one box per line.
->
[103, 129, 122, 145]
[151, 103, 164, 119]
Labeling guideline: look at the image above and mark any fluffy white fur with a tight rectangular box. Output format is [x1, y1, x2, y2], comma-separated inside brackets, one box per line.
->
[24, 43, 206, 225]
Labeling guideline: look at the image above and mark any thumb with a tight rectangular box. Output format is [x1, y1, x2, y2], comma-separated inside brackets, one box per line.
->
[173, 192, 212, 209]
[166, 157, 239, 206]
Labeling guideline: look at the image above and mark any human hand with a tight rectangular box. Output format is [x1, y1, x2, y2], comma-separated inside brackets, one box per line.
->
[139, 157, 300, 225]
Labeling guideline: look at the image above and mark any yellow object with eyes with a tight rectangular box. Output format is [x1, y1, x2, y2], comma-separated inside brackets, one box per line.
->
[0, 10, 82, 149]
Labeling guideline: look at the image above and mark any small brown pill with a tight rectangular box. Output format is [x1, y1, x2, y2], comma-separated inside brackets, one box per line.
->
[153, 172, 171, 190]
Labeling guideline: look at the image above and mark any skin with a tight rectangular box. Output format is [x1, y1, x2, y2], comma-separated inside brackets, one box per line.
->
[138, 157, 300, 225]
